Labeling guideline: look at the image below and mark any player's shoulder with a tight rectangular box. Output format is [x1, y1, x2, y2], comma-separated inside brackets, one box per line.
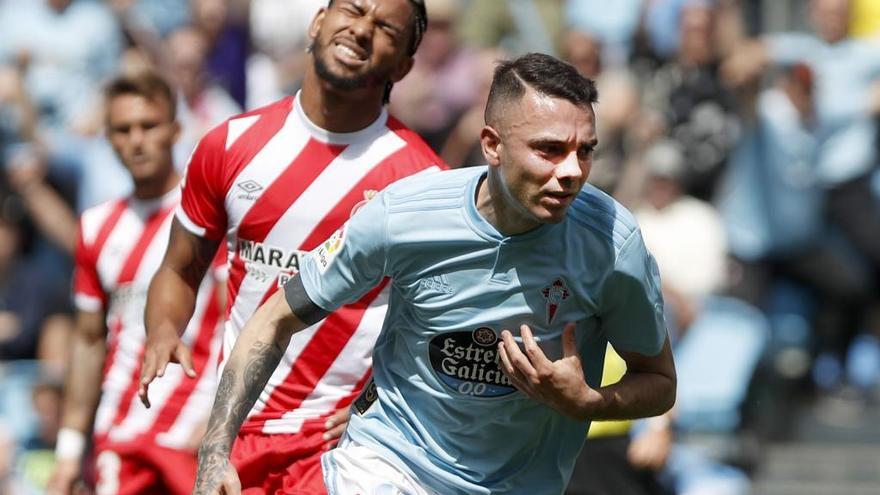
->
[204, 96, 295, 148]
[382, 166, 481, 212]
[78, 197, 129, 246]
[567, 184, 640, 254]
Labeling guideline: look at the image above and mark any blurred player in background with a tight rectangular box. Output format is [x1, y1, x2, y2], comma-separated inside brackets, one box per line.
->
[194, 52, 675, 495]
[139, 0, 445, 493]
[47, 71, 225, 495]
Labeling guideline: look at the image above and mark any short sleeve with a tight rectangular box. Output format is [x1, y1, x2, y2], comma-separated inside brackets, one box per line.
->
[177, 123, 230, 241]
[297, 191, 390, 312]
[598, 230, 667, 356]
[72, 221, 107, 313]
[765, 33, 820, 66]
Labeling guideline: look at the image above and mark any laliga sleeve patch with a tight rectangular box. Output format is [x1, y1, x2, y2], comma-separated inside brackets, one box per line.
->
[313, 226, 346, 273]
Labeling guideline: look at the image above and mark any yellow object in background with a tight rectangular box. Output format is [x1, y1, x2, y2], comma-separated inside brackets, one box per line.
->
[851, 0, 880, 38]
[586, 345, 632, 438]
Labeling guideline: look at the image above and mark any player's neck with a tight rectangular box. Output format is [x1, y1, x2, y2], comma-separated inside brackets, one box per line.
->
[300, 74, 384, 133]
[476, 174, 542, 237]
[132, 171, 180, 201]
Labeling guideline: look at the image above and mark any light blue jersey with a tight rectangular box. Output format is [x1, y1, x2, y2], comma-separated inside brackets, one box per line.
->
[299, 167, 666, 494]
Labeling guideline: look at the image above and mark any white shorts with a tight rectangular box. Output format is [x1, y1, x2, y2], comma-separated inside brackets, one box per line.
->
[321, 437, 437, 495]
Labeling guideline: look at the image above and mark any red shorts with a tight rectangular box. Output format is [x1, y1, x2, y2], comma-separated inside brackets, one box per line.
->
[92, 441, 197, 495]
[232, 430, 329, 495]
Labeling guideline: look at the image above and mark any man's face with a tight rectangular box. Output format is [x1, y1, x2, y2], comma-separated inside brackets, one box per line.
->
[309, 0, 415, 92]
[484, 87, 598, 226]
[106, 94, 179, 184]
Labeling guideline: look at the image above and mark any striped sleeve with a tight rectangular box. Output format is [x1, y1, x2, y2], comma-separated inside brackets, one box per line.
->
[72, 220, 107, 313]
[178, 123, 230, 241]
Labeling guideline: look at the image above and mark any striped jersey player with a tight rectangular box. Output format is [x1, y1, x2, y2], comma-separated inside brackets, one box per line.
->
[52, 71, 226, 495]
[178, 92, 443, 436]
[75, 189, 224, 450]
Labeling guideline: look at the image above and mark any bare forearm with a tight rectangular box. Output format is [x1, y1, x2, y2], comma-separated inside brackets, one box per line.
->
[18, 183, 77, 255]
[61, 322, 107, 433]
[194, 293, 303, 493]
[581, 370, 676, 421]
[145, 265, 199, 338]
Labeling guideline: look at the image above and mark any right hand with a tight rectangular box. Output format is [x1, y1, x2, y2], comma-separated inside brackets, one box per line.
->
[139, 327, 196, 408]
[46, 458, 80, 495]
[193, 458, 241, 495]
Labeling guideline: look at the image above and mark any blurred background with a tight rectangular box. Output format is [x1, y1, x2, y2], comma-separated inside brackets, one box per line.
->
[1, 0, 879, 493]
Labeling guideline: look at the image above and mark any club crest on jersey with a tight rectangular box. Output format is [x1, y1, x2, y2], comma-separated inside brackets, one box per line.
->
[541, 278, 570, 324]
[314, 226, 346, 273]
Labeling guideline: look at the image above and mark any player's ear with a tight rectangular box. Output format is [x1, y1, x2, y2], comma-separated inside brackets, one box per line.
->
[170, 120, 181, 145]
[480, 125, 502, 167]
[307, 7, 327, 45]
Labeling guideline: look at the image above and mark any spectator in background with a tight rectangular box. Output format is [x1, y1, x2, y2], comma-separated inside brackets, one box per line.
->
[390, 0, 484, 150]
[190, 0, 249, 109]
[636, 0, 741, 200]
[164, 25, 241, 169]
[719, 59, 880, 396]
[565, 0, 644, 68]
[247, 0, 325, 109]
[724, 0, 880, 266]
[47, 70, 225, 495]
[0, 194, 71, 362]
[457, 0, 565, 55]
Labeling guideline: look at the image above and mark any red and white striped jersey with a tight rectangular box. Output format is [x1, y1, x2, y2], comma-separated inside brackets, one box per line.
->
[73, 188, 225, 450]
[177, 93, 445, 434]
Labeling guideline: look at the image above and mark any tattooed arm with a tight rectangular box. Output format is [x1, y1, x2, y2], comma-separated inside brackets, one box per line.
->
[193, 289, 311, 495]
[141, 219, 220, 407]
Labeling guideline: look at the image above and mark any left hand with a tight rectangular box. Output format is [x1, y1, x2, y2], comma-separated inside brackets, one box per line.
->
[498, 322, 592, 420]
[323, 407, 350, 443]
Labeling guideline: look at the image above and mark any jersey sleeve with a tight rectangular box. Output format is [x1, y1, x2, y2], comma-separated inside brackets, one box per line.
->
[177, 123, 230, 241]
[72, 220, 107, 313]
[298, 190, 390, 312]
[598, 229, 667, 356]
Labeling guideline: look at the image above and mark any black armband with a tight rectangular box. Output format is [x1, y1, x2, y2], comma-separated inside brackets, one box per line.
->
[283, 275, 329, 326]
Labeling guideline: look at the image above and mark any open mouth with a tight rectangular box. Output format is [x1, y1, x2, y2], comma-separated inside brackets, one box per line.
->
[333, 40, 368, 67]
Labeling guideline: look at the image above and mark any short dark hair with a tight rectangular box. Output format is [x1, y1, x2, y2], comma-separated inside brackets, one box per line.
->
[485, 53, 598, 127]
[104, 70, 177, 120]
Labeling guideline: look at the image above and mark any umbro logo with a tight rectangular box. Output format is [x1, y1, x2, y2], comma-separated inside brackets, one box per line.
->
[236, 180, 263, 200]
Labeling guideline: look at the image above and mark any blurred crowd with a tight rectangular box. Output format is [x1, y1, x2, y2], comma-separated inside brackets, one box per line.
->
[1, 0, 880, 493]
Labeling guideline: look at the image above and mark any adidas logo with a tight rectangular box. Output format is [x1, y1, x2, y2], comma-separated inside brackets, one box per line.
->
[419, 274, 452, 294]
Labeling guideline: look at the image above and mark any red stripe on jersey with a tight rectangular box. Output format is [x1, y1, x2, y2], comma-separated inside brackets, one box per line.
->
[108, 206, 176, 430]
[221, 98, 294, 193]
[146, 288, 222, 436]
[91, 200, 130, 261]
[254, 280, 388, 421]
[225, 139, 345, 311]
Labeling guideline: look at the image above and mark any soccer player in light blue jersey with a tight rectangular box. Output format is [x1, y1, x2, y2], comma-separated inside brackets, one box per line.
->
[194, 52, 676, 495]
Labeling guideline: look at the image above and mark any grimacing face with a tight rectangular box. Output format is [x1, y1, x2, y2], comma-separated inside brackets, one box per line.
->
[106, 94, 179, 185]
[485, 87, 598, 227]
[309, 0, 416, 92]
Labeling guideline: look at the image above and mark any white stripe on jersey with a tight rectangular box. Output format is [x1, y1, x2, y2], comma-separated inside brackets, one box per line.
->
[226, 115, 261, 150]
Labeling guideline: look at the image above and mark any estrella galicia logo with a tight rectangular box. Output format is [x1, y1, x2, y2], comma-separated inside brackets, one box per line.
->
[236, 180, 263, 200]
[428, 327, 516, 397]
